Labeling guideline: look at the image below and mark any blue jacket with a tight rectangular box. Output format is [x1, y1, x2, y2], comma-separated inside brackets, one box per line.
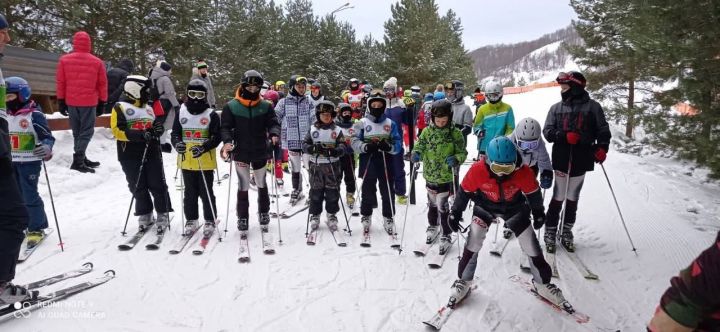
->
[351, 113, 402, 176]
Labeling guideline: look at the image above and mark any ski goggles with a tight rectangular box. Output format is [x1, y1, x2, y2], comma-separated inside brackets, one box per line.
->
[517, 139, 539, 151]
[317, 104, 334, 114]
[187, 90, 206, 99]
[245, 76, 263, 86]
[556, 72, 584, 86]
[489, 162, 516, 176]
[486, 92, 501, 101]
[383, 87, 396, 96]
[310, 86, 321, 91]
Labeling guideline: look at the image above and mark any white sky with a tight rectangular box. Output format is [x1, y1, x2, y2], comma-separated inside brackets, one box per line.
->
[282, 0, 577, 51]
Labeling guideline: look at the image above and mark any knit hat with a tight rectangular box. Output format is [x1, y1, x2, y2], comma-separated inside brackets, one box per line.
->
[383, 77, 398, 90]
[196, 60, 208, 69]
[160, 61, 172, 71]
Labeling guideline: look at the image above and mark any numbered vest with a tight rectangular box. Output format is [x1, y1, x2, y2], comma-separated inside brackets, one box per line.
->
[338, 125, 356, 147]
[8, 111, 40, 162]
[178, 105, 217, 170]
[0, 73, 7, 123]
[357, 117, 393, 143]
[309, 125, 343, 164]
[118, 101, 155, 132]
[347, 92, 363, 110]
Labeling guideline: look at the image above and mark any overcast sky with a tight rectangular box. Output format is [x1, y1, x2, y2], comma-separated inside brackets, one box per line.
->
[281, 0, 577, 51]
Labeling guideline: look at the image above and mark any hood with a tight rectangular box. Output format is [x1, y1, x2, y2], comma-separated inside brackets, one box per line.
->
[234, 88, 262, 107]
[150, 67, 170, 80]
[118, 59, 134, 73]
[72, 31, 92, 53]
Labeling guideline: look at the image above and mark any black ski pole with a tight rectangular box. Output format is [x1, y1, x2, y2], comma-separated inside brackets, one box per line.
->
[179, 154, 185, 234]
[601, 164, 637, 254]
[223, 143, 234, 237]
[197, 158, 220, 241]
[40, 157, 64, 251]
[121, 143, 150, 235]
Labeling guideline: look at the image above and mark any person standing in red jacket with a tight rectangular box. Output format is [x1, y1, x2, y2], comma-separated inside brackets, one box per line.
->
[56, 31, 108, 173]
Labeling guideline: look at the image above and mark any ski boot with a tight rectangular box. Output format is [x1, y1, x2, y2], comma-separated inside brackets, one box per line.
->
[346, 193, 355, 209]
[544, 227, 557, 253]
[532, 279, 568, 307]
[202, 220, 216, 237]
[84, 157, 100, 168]
[309, 215, 321, 231]
[259, 213, 271, 233]
[26, 231, 45, 248]
[397, 195, 408, 205]
[383, 217, 395, 235]
[138, 213, 154, 232]
[326, 214, 339, 231]
[184, 220, 199, 236]
[156, 213, 170, 235]
[360, 215, 372, 233]
[0, 282, 38, 306]
[438, 235, 452, 255]
[237, 218, 249, 232]
[425, 225, 440, 244]
[290, 190, 304, 206]
[448, 279, 471, 308]
[561, 229, 575, 252]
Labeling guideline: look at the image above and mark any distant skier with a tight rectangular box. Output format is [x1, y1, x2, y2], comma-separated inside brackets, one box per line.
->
[334, 103, 357, 209]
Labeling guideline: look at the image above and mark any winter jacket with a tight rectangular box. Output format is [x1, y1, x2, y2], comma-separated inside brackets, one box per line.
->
[56, 31, 108, 107]
[1, 68, 9, 160]
[351, 113, 402, 177]
[110, 101, 162, 161]
[190, 72, 216, 108]
[171, 105, 221, 170]
[275, 93, 315, 150]
[8, 101, 55, 163]
[335, 117, 357, 154]
[414, 124, 467, 185]
[309, 94, 325, 110]
[384, 98, 407, 147]
[543, 91, 611, 175]
[451, 101, 474, 135]
[473, 101, 515, 153]
[302, 121, 346, 164]
[220, 93, 280, 162]
[420, 101, 433, 130]
[105, 59, 134, 113]
[149, 67, 179, 109]
[509, 132, 552, 173]
[344, 90, 364, 110]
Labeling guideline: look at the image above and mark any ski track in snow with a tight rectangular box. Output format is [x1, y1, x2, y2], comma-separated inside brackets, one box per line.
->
[7, 87, 720, 331]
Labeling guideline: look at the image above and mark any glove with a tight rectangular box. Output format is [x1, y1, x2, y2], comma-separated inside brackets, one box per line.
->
[152, 122, 164, 138]
[58, 100, 68, 116]
[143, 130, 159, 142]
[461, 125, 472, 136]
[175, 142, 187, 153]
[325, 148, 339, 158]
[190, 145, 206, 158]
[445, 156, 458, 168]
[221, 143, 234, 161]
[476, 129, 485, 140]
[448, 213, 462, 232]
[594, 146, 607, 164]
[378, 140, 392, 152]
[540, 170, 553, 189]
[270, 135, 279, 146]
[566, 132, 581, 145]
[307, 144, 319, 155]
[363, 142, 379, 154]
[95, 101, 105, 117]
[410, 152, 421, 163]
[532, 209, 546, 230]
[32, 144, 52, 160]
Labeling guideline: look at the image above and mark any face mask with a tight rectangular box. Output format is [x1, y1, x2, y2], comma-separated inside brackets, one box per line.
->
[186, 98, 208, 113]
[7, 99, 24, 111]
[369, 107, 384, 119]
[341, 112, 352, 122]
[242, 85, 260, 100]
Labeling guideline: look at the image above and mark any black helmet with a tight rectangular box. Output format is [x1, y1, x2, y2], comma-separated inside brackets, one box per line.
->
[431, 99, 453, 122]
[242, 70, 263, 87]
[315, 100, 337, 118]
[288, 75, 307, 88]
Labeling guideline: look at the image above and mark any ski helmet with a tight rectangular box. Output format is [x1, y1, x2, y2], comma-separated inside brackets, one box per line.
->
[430, 99, 453, 123]
[315, 100, 337, 119]
[515, 118, 542, 141]
[186, 79, 208, 98]
[263, 90, 280, 105]
[366, 89, 387, 119]
[275, 80, 286, 90]
[123, 75, 151, 102]
[424, 93, 433, 102]
[5, 77, 31, 103]
[484, 81, 503, 103]
[556, 71, 586, 88]
[337, 102, 353, 121]
[486, 136, 518, 166]
[348, 78, 360, 91]
[433, 91, 445, 101]
[241, 70, 263, 87]
[288, 75, 307, 88]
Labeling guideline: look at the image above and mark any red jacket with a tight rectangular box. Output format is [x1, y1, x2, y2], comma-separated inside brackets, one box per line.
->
[461, 158, 539, 205]
[56, 31, 108, 107]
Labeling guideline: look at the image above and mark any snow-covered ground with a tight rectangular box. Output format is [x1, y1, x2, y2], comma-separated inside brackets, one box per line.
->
[8, 86, 720, 331]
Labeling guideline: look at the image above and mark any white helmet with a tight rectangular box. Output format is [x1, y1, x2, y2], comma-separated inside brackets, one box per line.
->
[484, 81, 503, 103]
[515, 117, 542, 141]
[123, 75, 150, 101]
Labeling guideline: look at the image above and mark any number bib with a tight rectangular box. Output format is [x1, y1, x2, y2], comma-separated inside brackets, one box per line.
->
[8, 111, 40, 162]
[117, 101, 155, 131]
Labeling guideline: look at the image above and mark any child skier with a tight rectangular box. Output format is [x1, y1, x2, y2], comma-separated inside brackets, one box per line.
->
[410, 99, 466, 255]
[472, 80, 515, 156]
[111, 75, 172, 234]
[382, 77, 408, 205]
[262, 89, 285, 188]
[334, 102, 357, 209]
[351, 90, 402, 238]
[171, 79, 221, 236]
[302, 100, 347, 232]
[5, 77, 55, 247]
[446, 136, 569, 308]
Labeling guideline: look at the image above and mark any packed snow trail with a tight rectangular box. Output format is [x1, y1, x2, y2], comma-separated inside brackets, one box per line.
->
[8, 86, 720, 331]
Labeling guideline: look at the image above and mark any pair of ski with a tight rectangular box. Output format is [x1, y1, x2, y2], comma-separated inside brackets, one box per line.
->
[413, 232, 456, 269]
[269, 198, 309, 219]
[0, 262, 115, 323]
[528, 245, 599, 280]
[423, 276, 591, 330]
[359, 227, 400, 249]
[17, 229, 55, 262]
[238, 228, 275, 263]
[306, 226, 348, 247]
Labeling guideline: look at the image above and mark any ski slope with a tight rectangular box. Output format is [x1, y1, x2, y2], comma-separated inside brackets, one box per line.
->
[8, 86, 720, 331]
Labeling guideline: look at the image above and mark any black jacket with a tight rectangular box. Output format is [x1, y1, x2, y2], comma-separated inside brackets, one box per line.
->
[543, 91, 611, 176]
[105, 59, 134, 113]
[220, 97, 281, 162]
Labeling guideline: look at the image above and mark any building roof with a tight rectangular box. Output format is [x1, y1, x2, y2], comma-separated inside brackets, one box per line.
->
[2, 45, 60, 96]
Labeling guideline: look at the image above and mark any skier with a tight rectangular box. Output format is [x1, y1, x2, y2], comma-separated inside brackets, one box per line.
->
[417, 93, 433, 137]
[410, 99, 466, 255]
[6, 77, 55, 247]
[335, 103, 357, 209]
[382, 77, 408, 205]
[445, 80, 474, 147]
[446, 136, 568, 308]
[110, 75, 172, 234]
[472, 80, 515, 156]
[148, 61, 179, 153]
[472, 87, 486, 109]
[219, 70, 280, 233]
[542, 71, 611, 253]
[263, 89, 285, 188]
[506, 117, 553, 239]
[275, 75, 314, 206]
[351, 89, 402, 237]
[190, 60, 217, 109]
[309, 82, 324, 109]
[343, 78, 364, 119]
[171, 79, 221, 236]
[302, 100, 347, 232]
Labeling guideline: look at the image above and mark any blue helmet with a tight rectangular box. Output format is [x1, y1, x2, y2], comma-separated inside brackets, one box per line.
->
[486, 136, 517, 164]
[6, 77, 31, 103]
[423, 93, 433, 102]
[433, 91, 445, 101]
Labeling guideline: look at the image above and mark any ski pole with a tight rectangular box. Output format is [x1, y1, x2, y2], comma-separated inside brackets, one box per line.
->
[328, 158, 351, 235]
[539, 188, 546, 239]
[223, 156, 233, 237]
[40, 158, 64, 251]
[197, 157, 220, 241]
[557, 153, 573, 247]
[272, 151, 283, 244]
[213, 153, 221, 184]
[121, 143, 150, 236]
[601, 164, 637, 254]
[157, 143, 172, 231]
[179, 154, 185, 234]
[452, 167, 461, 259]
[380, 152, 396, 218]
[398, 158, 415, 255]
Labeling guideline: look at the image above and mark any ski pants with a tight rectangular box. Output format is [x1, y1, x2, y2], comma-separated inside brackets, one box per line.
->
[120, 157, 171, 216]
[159, 104, 175, 145]
[0, 157, 28, 282]
[308, 161, 341, 215]
[67, 106, 96, 155]
[457, 204, 551, 284]
[546, 171, 586, 233]
[182, 169, 217, 221]
[13, 161, 48, 232]
[390, 150, 406, 196]
[359, 156, 395, 218]
[234, 160, 270, 220]
[426, 182, 451, 235]
[339, 154, 356, 195]
[288, 149, 309, 191]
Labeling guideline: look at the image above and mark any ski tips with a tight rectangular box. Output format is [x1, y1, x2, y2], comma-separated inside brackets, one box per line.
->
[82, 262, 93, 269]
[103, 270, 116, 277]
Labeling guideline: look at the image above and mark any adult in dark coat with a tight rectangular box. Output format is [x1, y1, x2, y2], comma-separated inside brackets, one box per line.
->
[105, 59, 134, 113]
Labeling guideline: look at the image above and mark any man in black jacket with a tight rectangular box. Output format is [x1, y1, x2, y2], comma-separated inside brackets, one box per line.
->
[105, 59, 134, 113]
[542, 71, 611, 253]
